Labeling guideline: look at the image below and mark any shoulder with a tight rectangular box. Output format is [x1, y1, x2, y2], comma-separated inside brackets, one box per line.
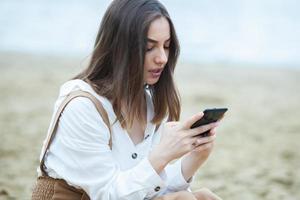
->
[58, 96, 111, 144]
[50, 96, 112, 152]
[62, 97, 106, 125]
[58, 79, 113, 113]
[53, 79, 116, 129]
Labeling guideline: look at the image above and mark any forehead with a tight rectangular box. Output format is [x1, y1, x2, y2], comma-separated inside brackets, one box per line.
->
[147, 17, 170, 41]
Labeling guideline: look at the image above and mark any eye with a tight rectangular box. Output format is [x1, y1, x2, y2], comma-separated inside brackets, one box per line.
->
[146, 46, 154, 52]
[164, 42, 170, 50]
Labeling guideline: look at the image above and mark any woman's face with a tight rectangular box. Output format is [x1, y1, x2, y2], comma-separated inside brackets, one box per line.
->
[143, 17, 170, 85]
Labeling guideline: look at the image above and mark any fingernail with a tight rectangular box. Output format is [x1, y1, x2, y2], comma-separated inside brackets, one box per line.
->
[199, 112, 204, 117]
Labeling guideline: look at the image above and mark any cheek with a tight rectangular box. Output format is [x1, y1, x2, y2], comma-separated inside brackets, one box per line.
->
[143, 54, 152, 73]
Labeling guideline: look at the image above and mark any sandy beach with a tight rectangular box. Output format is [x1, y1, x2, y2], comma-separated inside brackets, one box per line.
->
[0, 51, 299, 200]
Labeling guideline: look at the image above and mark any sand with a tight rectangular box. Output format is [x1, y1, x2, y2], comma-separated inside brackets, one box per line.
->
[0, 52, 299, 200]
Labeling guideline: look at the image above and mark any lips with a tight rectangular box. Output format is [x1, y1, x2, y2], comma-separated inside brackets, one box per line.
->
[148, 68, 163, 79]
[149, 68, 163, 73]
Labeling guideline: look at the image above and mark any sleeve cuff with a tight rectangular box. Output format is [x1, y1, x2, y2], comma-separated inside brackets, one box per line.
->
[114, 157, 166, 198]
[164, 158, 193, 191]
[138, 157, 166, 196]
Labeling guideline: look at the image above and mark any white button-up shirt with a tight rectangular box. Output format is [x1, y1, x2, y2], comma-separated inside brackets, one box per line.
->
[38, 79, 191, 200]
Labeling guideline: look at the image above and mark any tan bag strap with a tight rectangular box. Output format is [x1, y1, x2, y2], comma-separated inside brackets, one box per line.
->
[40, 90, 112, 176]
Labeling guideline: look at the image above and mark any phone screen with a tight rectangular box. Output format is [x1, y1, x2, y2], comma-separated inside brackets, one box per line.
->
[191, 108, 228, 137]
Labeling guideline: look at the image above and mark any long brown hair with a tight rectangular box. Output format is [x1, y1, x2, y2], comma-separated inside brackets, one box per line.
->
[74, 0, 181, 129]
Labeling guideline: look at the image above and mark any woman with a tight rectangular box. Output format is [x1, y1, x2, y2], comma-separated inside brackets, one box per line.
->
[34, 0, 222, 199]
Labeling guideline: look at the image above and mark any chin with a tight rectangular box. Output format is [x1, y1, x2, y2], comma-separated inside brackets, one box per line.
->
[145, 78, 160, 85]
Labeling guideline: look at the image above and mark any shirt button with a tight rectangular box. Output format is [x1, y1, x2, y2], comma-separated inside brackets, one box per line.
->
[131, 153, 138, 159]
[154, 186, 161, 192]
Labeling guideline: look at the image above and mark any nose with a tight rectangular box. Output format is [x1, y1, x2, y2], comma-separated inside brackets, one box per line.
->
[154, 48, 168, 65]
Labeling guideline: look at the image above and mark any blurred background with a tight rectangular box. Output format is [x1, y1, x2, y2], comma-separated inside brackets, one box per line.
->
[0, 0, 299, 199]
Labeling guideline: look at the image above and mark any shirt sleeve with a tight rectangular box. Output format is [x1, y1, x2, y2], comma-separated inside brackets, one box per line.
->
[164, 158, 193, 191]
[152, 121, 193, 193]
[46, 97, 166, 200]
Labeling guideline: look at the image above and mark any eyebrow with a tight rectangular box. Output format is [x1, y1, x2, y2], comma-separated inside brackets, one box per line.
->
[147, 38, 171, 43]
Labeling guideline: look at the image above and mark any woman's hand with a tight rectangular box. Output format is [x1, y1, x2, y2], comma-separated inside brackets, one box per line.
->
[190, 127, 217, 157]
[148, 113, 219, 174]
[181, 128, 218, 181]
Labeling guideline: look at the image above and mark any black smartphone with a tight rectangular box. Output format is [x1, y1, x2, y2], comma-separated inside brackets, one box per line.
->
[191, 108, 228, 137]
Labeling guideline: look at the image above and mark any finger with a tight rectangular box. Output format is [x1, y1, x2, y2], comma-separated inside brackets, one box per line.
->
[193, 135, 216, 146]
[209, 127, 217, 136]
[189, 121, 219, 137]
[181, 112, 204, 129]
[166, 121, 179, 127]
[192, 142, 214, 152]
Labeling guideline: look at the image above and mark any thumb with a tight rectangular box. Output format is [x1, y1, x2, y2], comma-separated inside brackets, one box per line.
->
[181, 112, 204, 129]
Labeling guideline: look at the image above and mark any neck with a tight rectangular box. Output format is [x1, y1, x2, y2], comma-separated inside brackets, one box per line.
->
[120, 93, 147, 129]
